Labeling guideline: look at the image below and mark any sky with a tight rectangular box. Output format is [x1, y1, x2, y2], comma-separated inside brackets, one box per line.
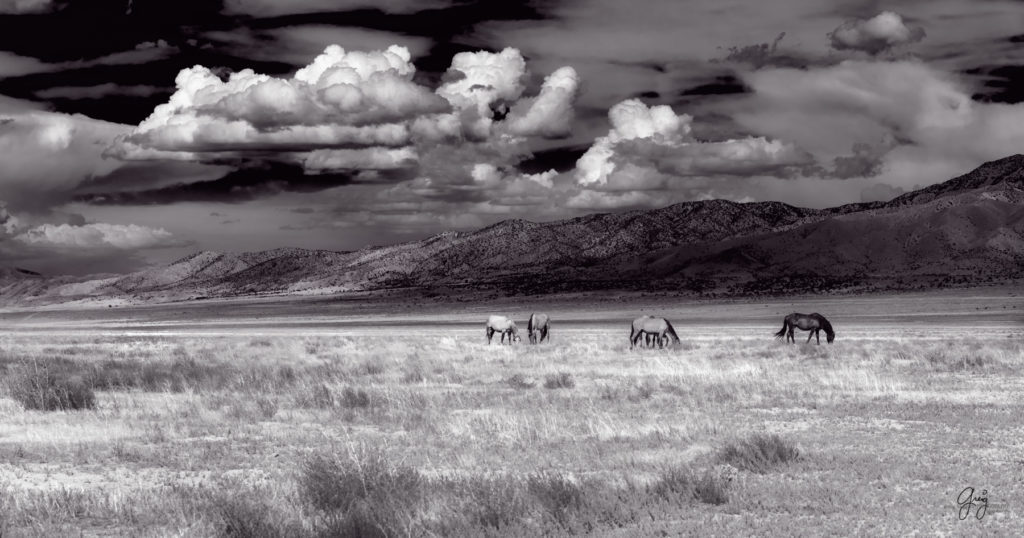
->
[1, 0, 1023, 274]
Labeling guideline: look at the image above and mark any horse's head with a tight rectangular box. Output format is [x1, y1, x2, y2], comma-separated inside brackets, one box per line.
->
[826, 331, 835, 344]
[511, 325, 521, 342]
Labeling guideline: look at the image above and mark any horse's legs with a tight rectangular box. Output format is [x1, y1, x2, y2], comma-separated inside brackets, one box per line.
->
[631, 329, 642, 349]
[788, 327, 795, 344]
[815, 330, 820, 345]
[487, 327, 494, 345]
[806, 330, 813, 344]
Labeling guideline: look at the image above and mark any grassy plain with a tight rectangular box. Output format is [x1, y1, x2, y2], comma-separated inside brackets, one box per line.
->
[0, 289, 1022, 536]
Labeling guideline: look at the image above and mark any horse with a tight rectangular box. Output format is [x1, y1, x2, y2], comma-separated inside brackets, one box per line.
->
[527, 313, 550, 344]
[486, 315, 521, 345]
[774, 313, 835, 344]
[629, 316, 681, 349]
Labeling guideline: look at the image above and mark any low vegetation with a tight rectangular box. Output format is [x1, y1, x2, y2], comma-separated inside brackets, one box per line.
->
[716, 433, 801, 474]
[0, 319, 1020, 535]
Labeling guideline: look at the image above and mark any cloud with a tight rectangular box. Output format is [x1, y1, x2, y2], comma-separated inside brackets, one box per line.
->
[436, 47, 528, 139]
[110, 45, 445, 160]
[575, 99, 810, 188]
[36, 84, 165, 100]
[718, 57, 1024, 204]
[15, 222, 180, 250]
[112, 44, 580, 184]
[302, 147, 418, 171]
[15, 220, 182, 250]
[504, 66, 580, 138]
[0, 0, 53, 14]
[0, 200, 20, 235]
[564, 189, 655, 210]
[0, 50, 56, 78]
[860, 183, 904, 203]
[223, 0, 449, 16]
[0, 110, 129, 209]
[828, 12, 926, 55]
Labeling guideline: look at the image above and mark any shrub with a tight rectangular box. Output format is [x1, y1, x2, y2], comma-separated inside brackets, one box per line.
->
[8, 360, 96, 411]
[527, 473, 585, 526]
[543, 372, 575, 389]
[650, 465, 733, 505]
[299, 448, 423, 536]
[649, 466, 693, 503]
[507, 374, 535, 389]
[717, 433, 800, 474]
[460, 475, 530, 530]
[216, 496, 292, 538]
[339, 387, 372, 409]
[692, 468, 731, 505]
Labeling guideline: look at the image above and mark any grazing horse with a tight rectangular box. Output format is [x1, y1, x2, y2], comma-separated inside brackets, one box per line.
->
[486, 315, 521, 345]
[527, 313, 550, 344]
[629, 316, 681, 349]
[774, 313, 835, 345]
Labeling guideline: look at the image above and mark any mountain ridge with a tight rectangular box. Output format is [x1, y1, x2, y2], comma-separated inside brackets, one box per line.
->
[3, 155, 1023, 305]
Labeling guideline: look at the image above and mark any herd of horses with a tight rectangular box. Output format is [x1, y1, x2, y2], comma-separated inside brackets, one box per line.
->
[486, 312, 836, 347]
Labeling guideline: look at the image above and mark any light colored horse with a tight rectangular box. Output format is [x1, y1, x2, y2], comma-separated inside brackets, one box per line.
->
[486, 315, 520, 345]
[527, 313, 550, 344]
[629, 315, 681, 349]
[774, 313, 835, 344]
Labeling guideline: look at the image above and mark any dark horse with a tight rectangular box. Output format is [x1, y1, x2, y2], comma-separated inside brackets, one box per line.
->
[774, 313, 835, 345]
[527, 313, 550, 344]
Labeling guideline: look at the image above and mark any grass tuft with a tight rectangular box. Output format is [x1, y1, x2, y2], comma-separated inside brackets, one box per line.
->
[543, 372, 575, 389]
[716, 433, 800, 474]
[507, 374, 535, 389]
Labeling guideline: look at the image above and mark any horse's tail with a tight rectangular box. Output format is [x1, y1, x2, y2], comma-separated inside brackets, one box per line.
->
[664, 319, 681, 343]
[774, 319, 788, 339]
[527, 314, 535, 333]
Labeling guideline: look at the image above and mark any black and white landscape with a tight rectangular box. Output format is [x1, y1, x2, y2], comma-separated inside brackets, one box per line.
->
[0, 2, 1022, 536]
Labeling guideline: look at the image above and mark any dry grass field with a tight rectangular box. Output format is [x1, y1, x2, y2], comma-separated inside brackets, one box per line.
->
[0, 291, 1022, 536]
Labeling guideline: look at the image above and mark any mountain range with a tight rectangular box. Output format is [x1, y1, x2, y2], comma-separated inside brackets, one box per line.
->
[3, 155, 1024, 306]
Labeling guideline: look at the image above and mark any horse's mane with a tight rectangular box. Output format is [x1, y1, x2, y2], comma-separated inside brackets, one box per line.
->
[814, 314, 834, 336]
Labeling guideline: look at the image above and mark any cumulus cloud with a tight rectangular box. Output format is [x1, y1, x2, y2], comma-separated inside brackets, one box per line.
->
[504, 67, 580, 138]
[828, 12, 926, 55]
[15, 222, 180, 250]
[0, 200, 20, 235]
[111, 44, 579, 179]
[565, 189, 655, 210]
[436, 48, 528, 139]
[111, 45, 443, 160]
[0, 110, 130, 209]
[302, 147, 418, 171]
[0, 0, 53, 13]
[575, 99, 810, 188]
[735, 59, 1024, 192]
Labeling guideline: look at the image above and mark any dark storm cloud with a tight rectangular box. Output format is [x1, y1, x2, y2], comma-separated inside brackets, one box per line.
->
[75, 161, 372, 205]
[966, 64, 1024, 104]
[0, 0, 553, 125]
[679, 75, 750, 97]
[518, 144, 590, 175]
